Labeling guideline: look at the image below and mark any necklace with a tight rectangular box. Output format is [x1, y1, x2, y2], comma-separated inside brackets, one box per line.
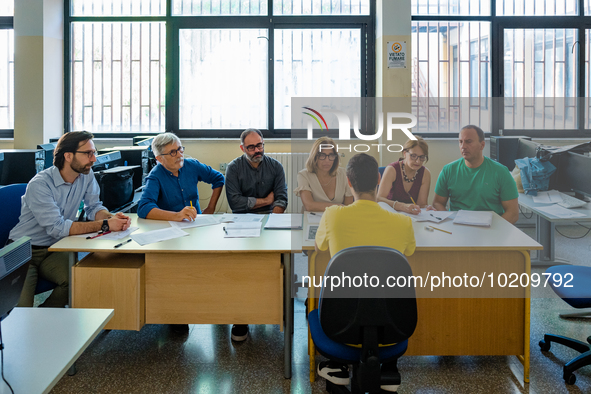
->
[318, 175, 335, 187]
[401, 161, 418, 183]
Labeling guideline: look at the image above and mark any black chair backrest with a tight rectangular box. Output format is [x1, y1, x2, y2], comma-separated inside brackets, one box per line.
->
[319, 246, 417, 346]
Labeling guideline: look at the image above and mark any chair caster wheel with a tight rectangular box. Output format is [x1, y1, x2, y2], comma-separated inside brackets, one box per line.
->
[564, 373, 576, 385]
[539, 340, 550, 352]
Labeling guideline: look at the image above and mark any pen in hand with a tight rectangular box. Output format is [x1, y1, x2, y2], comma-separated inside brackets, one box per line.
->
[114, 238, 133, 248]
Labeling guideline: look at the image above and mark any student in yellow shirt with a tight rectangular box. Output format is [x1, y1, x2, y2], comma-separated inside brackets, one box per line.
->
[314, 153, 415, 392]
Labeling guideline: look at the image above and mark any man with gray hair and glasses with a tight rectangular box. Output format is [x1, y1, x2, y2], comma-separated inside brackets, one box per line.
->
[224, 128, 288, 342]
[138, 132, 225, 221]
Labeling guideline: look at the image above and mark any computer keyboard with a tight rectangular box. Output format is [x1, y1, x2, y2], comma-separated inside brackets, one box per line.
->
[557, 194, 587, 209]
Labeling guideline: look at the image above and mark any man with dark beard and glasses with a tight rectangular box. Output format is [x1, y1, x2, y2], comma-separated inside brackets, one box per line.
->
[8, 131, 131, 308]
[224, 128, 288, 342]
[225, 128, 288, 215]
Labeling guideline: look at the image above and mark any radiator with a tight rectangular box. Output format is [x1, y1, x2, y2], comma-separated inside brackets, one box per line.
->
[266, 152, 308, 213]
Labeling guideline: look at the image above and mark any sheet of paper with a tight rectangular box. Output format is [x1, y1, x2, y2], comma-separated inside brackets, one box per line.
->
[168, 215, 220, 229]
[219, 214, 265, 223]
[223, 222, 262, 238]
[264, 214, 303, 229]
[130, 226, 189, 246]
[532, 190, 563, 204]
[307, 212, 323, 224]
[378, 202, 453, 223]
[453, 210, 493, 227]
[74, 227, 139, 240]
[100, 165, 141, 173]
[536, 204, 587, 218]
[305, 224, 319, 242]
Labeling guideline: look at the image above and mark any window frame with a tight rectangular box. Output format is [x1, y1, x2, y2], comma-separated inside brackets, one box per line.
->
[0, 15, 13, 138]
[412, 0, 591, 138]
[64, 0, 375, 139]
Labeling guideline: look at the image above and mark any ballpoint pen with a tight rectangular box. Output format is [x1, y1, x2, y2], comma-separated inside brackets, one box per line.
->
[429, 213, 443, 221]
[114, 238, 133, 248]
[223, 227, 228, 235]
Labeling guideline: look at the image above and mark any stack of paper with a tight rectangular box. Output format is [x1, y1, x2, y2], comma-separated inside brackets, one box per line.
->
[168, 215, 220, 229]
[219, 214, 265, 223]
[453, 210, 493, 227]
[75, 227, 139, 240]
[532, 190, 563, 204]
[130, 227, 189, 246]
[536, 205, 587, 219]
[264, 214, 303, 229]
[307, 212, 323, 224]
[223, 222, 262, 238]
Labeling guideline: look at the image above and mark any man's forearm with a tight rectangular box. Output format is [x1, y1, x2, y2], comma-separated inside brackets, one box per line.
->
[145, 208, 177, 221]
[432, 202, 447, 211]
[94, 210, 112, 221]
[205, 187, 223, 211]
[252, 198, 271, 209]
[69, 220, 103, 235]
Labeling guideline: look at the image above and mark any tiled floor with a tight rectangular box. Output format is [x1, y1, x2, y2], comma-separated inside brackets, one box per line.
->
[48, 223, 591, 393]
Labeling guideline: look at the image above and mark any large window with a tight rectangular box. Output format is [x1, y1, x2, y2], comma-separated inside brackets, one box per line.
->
[66, 0, 373, 137]
[0, 0, 13, 137]
[412, 0, 591, 137]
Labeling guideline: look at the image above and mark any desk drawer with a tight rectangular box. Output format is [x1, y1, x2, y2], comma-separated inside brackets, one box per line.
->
[72, 252, 145, 331]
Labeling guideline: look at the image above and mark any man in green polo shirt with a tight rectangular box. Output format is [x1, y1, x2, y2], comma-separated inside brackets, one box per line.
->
[432, 125, 519, 224]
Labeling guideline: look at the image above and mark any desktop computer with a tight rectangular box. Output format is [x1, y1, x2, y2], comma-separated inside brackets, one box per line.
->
[93, 150, 123, 171]
[490, 136, 532, 171]
[0, 237, 32, 321]
[36, 142, 58, 170]
[100, 146, 150, 190]
[0, 150, 42, 186]
[133, 136, 155, 146]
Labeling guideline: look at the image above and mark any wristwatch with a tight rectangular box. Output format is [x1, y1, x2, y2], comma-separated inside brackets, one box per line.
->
[101, 219, 109, 233]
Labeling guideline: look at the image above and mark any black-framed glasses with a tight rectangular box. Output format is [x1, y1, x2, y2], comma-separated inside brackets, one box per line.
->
[75, 150, 97, 158]
[161, 146, 185, 157]
[244, 142, 264, 152]
[408, 153, 427, 162]
[317, 152, 338, 161]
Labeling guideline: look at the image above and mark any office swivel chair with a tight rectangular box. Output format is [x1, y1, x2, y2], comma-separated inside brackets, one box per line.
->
[308, 246, 417, 394]
[378, 166, 386, 178]
[0, 183, 57, 295]
[539, 265, 591, 385]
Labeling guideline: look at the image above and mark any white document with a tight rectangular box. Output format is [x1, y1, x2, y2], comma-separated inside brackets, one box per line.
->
[536, 204, 587, 219]
[378, 202, 453, 223]
[307, 212, 323, 224]
[453, 210, 493, 227]
[168, 215, 220, 229]
[305, 224, 319, 242]
[223, 222, 262, 238]
[219, 214, 265, 223]
[74, 226, 139, 240]
[264, 214, 303, 229]
[130, 226, 189, 246]
[532, 190, 563, 204]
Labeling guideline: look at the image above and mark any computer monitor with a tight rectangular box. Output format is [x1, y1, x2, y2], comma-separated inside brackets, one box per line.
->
[92, 150, 123, 172]
[36, 142, 58, 170]
[0, 237, 32, 321]
[515, 138, 539, 159]
[0, 150, 41, 186]
[554, 152, 591, 198]
[133, 136, 155, 146]
[101, 146, 149, 189]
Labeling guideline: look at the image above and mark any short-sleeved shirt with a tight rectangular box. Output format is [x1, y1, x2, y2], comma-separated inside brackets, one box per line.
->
[294, 167, 352, 206]
[315, 199, 416, 257]
[138, 158, 225, 218]
[434, 156, 519, 216]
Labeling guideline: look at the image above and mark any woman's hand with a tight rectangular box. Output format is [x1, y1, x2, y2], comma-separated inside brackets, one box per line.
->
[404, 204, 421, 215]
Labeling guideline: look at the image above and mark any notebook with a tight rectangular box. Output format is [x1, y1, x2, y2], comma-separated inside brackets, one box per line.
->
[453, 210, 493, 227]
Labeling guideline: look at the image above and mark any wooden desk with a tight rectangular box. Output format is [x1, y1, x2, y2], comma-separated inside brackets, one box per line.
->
[518, 193, 591, 265]
[49, 214, 302, 379]
[0, 308, 113, 394]
[303, 211, 542, 383]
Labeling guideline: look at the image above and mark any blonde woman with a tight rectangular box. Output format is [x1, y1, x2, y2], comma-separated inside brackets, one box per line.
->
[295, 136, 353, 212]
[377, 137, 432, 214]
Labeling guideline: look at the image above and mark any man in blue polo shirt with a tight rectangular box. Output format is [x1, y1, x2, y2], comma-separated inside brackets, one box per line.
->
[138, 133, 225, 221]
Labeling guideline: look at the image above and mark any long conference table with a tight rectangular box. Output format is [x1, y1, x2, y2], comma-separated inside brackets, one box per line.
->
[302, 211, 542, 383]
[49, 214, 302, 379]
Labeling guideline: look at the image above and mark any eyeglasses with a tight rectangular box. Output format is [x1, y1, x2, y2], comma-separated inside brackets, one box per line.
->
[408, 153, 427, 162]
[75, 150, 97, 158]
[317, 153, 338, 161]
[244, 142, 264, 152]
[161, 146, 185, 157]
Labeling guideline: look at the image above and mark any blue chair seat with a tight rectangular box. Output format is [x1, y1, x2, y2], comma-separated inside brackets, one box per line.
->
[308, 308, 408, 363]
[547, 265, 591, 309]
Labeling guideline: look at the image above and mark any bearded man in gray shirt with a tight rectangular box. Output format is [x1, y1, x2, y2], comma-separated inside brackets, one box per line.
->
[9, 131, 131, 308]
[225, 128, 288, 214]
